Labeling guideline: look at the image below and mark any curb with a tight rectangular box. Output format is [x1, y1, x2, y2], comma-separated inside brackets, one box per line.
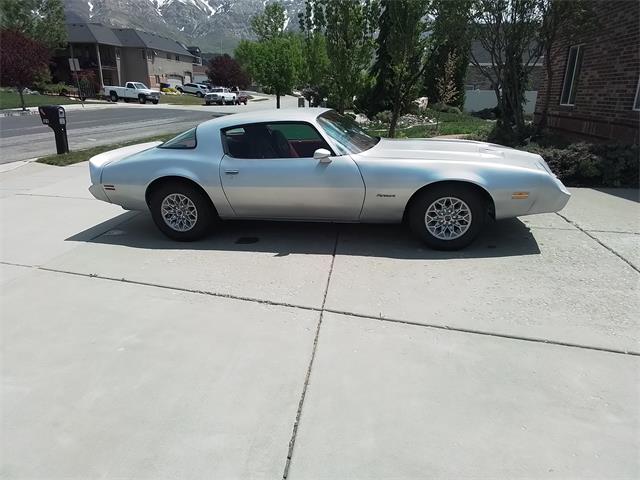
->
[0, 110, 40, 118]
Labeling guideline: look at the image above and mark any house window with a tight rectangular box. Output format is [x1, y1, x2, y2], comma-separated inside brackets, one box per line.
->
[166, 52, 171, 60]
[141, 49, 146, 60]
[560, 45, 584, 106]
[634, 77, 640, 111]
[175, 54, 180, 61]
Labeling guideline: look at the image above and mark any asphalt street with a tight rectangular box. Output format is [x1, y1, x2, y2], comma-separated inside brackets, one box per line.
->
[0, 107, 220, 163]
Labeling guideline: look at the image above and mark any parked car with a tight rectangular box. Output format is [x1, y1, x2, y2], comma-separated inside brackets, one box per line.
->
[88, 109, 570, 249]
[204, 87, 236, 105]
[103, 82, 160, 104]
[235, 92, 249, 105]
[177, 83, 209, 97]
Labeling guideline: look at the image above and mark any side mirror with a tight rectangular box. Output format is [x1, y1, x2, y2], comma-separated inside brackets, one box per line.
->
[313, 148, 332, 163]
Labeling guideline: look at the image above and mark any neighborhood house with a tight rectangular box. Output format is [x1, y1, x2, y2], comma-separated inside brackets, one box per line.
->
[534, 1, 639, 144]
[54, 23, 199, 90]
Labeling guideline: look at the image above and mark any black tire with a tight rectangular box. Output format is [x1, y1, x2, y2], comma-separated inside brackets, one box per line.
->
[110, 91, 118, 102]
[152, 99, 159, 104]
[196, 91, 204, 98]
[149, 181, 217, 241]
[138, 95, 146, 104]
[177, 87, 183, 93]
[408, 184, 487, 250]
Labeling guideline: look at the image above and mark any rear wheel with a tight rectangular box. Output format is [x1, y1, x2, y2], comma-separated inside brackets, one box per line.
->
[408, 184, 486, 250]
[196, 91, 204, 98]
[152, 99, 159, 104]
[149, 182, 216, 241]
[109, 91, 118, 102]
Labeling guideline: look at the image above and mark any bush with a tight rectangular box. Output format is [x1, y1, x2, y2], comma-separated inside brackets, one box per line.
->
[373, 110, 392, 124]
[430, 102, 462, 114]
[523, 142, 639, 188]
[471, 107, 497, 120]
[40, 82, 73, 95]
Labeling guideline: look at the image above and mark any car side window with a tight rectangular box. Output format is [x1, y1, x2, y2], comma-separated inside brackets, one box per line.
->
[222, 123, 331, 159]
[159, 128, 197, 149]
[126, 82, 133, 89]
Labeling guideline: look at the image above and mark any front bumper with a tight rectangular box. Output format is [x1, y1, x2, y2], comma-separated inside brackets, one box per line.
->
[88, 184, 111, 202]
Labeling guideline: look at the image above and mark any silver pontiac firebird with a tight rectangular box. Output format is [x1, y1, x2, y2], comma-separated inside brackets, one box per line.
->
[89, 108, 570, 250]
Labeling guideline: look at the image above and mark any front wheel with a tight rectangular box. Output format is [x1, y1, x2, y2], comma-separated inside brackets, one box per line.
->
[138, 95, 147, 104]
[149, 182, 216, 241]
[408, 185, 486, 250]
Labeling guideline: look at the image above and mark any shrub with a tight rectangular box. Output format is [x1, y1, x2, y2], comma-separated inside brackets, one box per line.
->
[523, 142, 639, 188]
[430, 102, 462, 114]
[471, 107, 497, 120]
[374, 110, 392, 124]
[39, 82, 73, 95]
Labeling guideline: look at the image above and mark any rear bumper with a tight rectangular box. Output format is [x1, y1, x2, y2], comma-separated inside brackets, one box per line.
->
[528, 176, 571, 215]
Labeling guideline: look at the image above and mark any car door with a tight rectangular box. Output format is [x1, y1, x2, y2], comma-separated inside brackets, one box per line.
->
[125, 82, 135, 97]
[219, 122, 365, 220]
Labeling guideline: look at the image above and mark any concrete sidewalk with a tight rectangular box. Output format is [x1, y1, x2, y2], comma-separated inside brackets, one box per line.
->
[1, 162, 638, 479]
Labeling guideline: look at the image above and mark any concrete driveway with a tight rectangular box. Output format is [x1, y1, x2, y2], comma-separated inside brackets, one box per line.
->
[1, 161, 638, 479]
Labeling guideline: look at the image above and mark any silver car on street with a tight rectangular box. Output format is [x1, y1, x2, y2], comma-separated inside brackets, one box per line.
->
[89, 108, 570, 249]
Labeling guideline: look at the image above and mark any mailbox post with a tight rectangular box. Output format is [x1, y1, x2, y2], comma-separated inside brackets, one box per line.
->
[38, 105, 69, 155]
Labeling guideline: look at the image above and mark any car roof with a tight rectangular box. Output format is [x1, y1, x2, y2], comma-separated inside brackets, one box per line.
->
[201, 108, 332, 130]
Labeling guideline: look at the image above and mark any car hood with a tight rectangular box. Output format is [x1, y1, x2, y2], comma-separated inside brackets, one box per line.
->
[360, 138, 545, 171]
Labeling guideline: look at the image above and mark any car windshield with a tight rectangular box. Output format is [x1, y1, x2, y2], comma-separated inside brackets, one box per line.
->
[133, 83, 148, 89]
[317, 110, 379, 155]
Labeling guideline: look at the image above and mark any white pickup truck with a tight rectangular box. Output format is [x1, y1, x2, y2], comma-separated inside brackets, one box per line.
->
[204, 87, 236, 105]
[104, 82, 160, 104]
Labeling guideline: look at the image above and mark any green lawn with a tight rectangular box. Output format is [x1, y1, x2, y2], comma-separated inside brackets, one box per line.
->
[37, 133, 175, 167]
[367, 109, 493, 139]
[0, 91, 100, 110]
[160, 94, 206, 105]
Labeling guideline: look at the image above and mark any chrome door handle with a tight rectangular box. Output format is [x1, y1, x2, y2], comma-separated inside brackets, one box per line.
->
[225, 169, 239, 175]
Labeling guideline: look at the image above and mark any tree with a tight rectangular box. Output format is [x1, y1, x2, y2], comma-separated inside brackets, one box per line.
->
[207, 54, 250, 88]
[251, 2, 287, 41]
[422, 0, 472, 109]
[468, 0, 545, 143]
[0, 0, 66, 48]
[373, 0, 430, 137]
[234, 36, 303, 108]
[436, 51, 461, 107]
[0, 29, 50, 110]
[299, 0, 380, 113]
[535, 0, 594, 131]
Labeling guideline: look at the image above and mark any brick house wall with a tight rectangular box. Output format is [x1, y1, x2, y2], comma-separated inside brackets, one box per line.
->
[534, 0, 640, 144]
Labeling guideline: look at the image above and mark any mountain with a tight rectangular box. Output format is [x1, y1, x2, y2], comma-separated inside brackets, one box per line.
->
[63, 0, 304, 54]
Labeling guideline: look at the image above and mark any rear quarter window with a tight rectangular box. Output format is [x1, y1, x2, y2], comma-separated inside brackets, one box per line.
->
[159, 128, 197, 149]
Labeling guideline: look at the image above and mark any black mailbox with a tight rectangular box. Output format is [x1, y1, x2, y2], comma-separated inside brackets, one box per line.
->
[38, 105, 69, 155]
